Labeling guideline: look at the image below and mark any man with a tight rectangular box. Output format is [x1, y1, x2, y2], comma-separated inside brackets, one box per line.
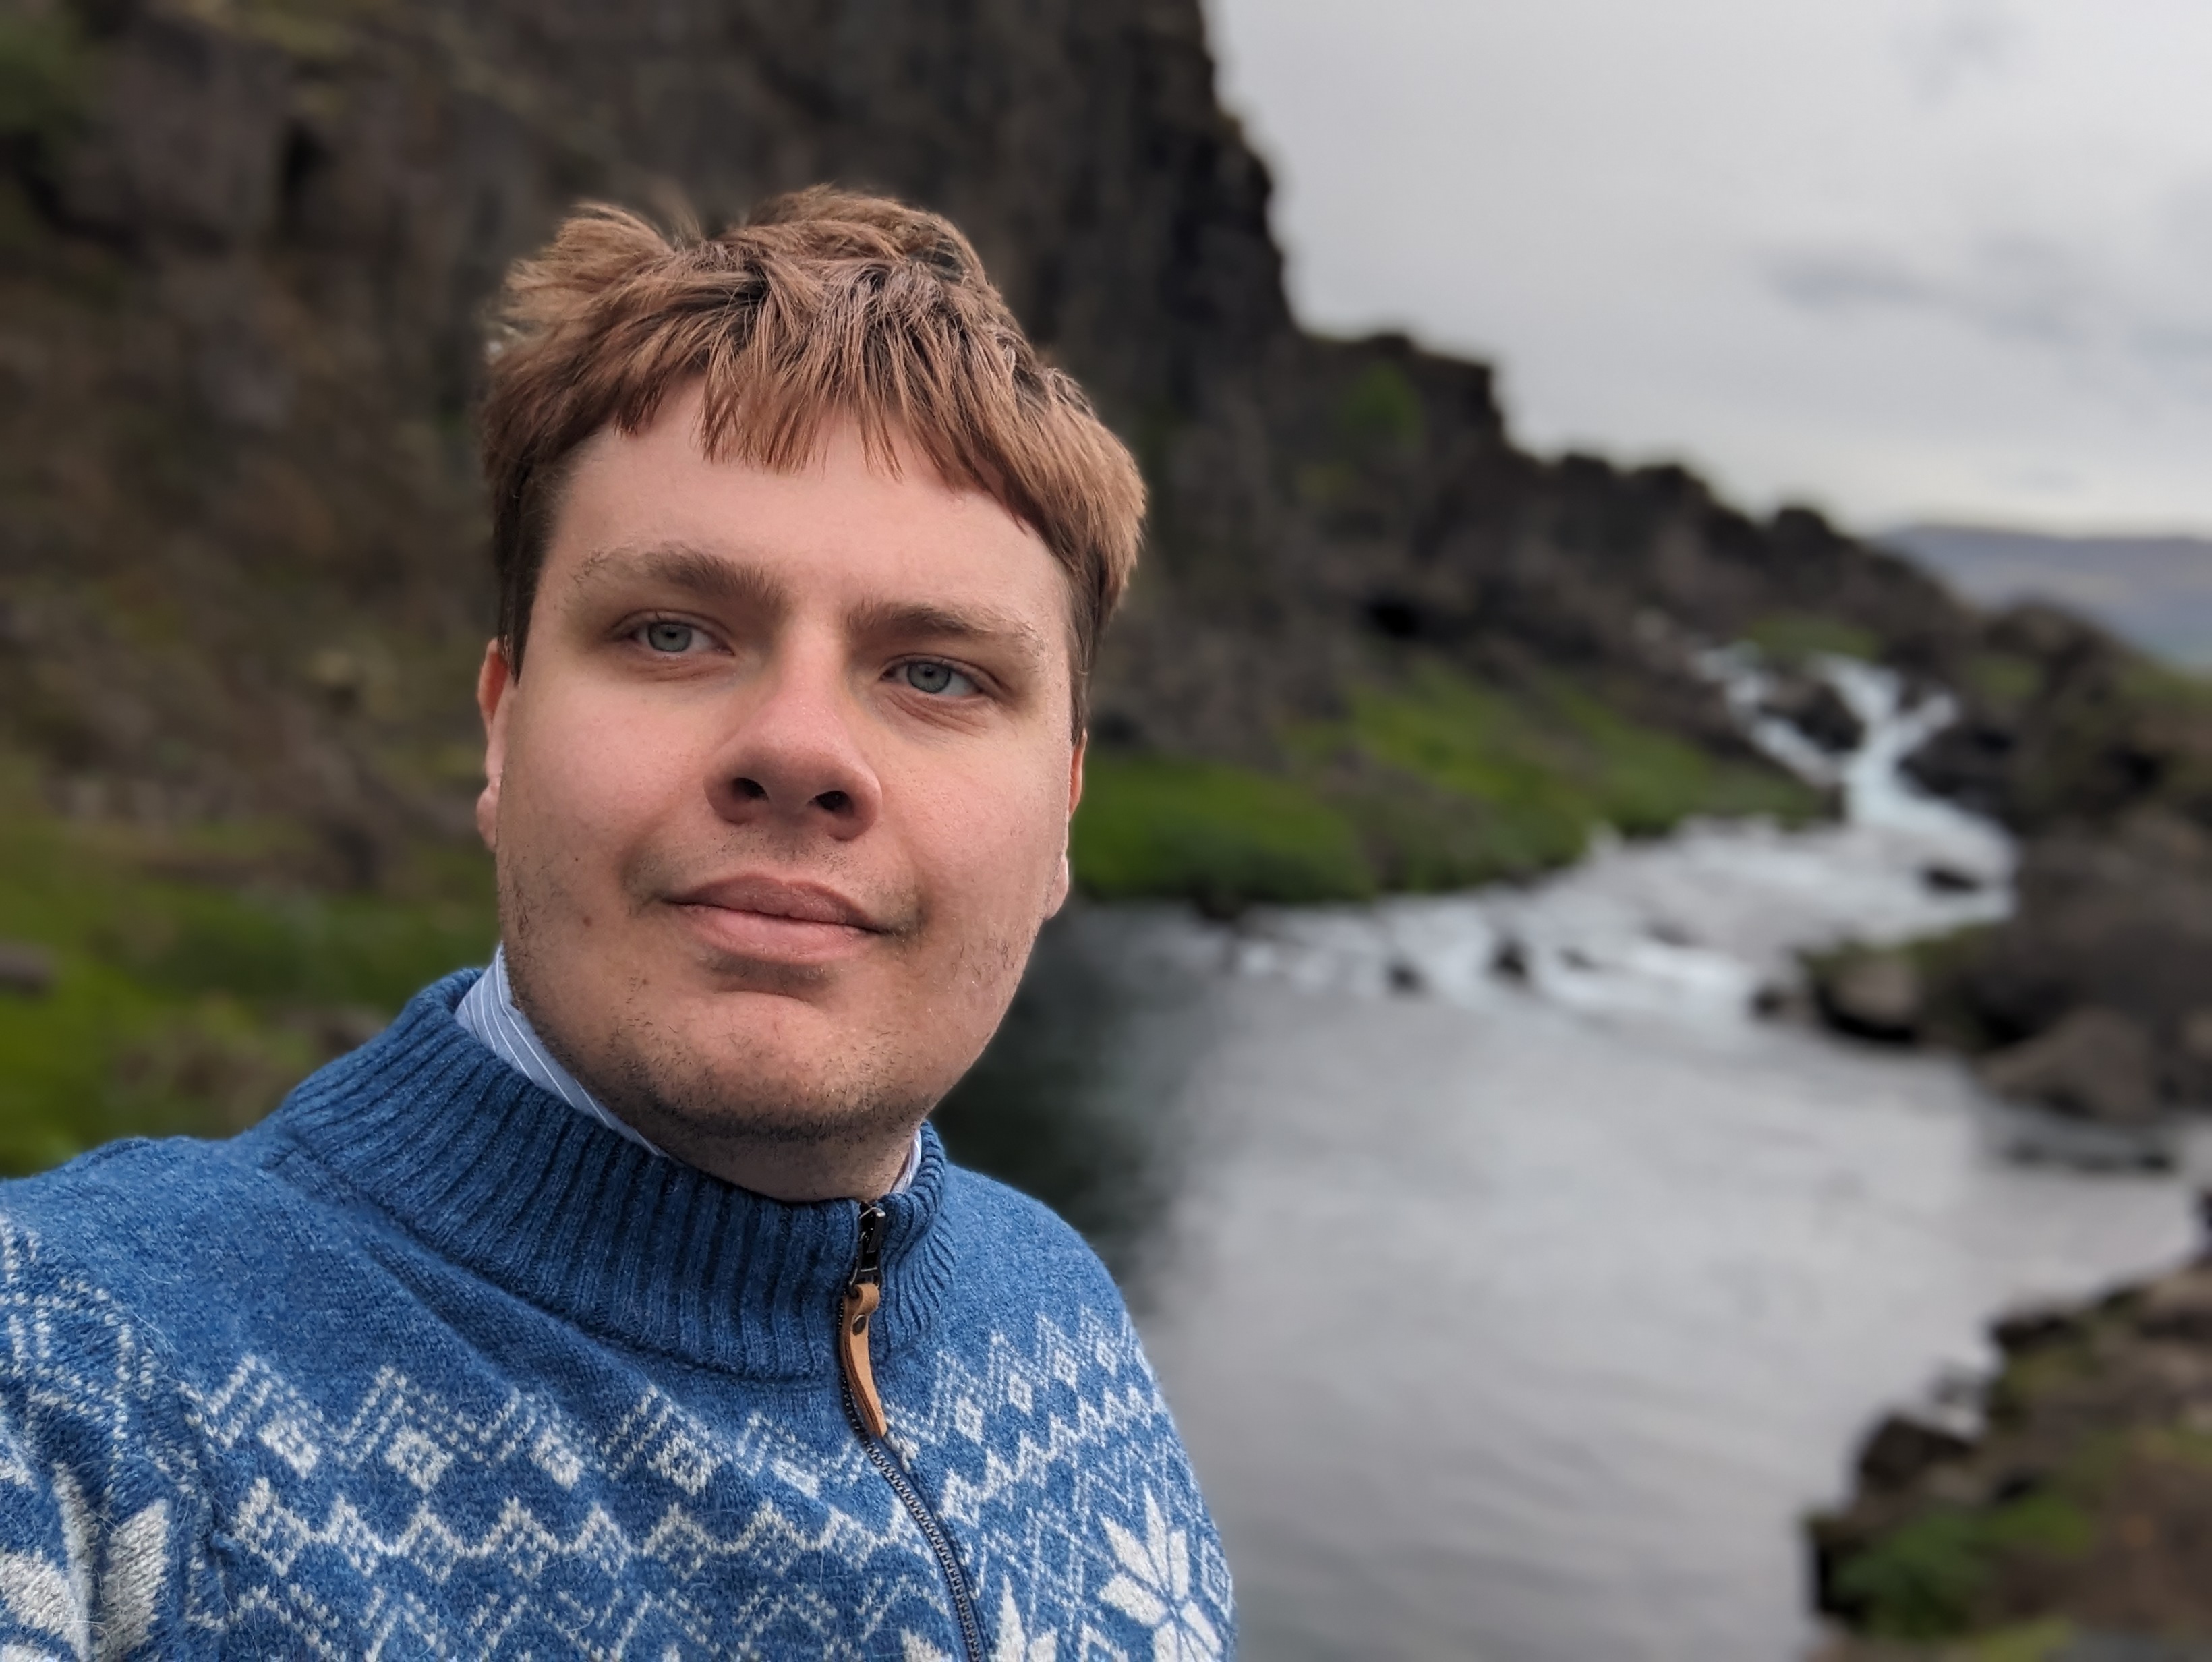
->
[0, 190, 1231, 1659]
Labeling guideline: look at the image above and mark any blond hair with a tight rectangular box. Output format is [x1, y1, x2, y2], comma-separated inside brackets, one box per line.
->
[479, 188, 1146, 733]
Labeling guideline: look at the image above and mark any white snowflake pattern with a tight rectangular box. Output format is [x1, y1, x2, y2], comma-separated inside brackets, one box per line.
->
[1097, 1491, 1221, 1662]
[991, 1581, 1057, 1662]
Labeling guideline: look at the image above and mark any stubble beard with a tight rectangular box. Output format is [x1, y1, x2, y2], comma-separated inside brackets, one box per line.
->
[588, 987, 931, 1160]
[496, 835, 988, 1170]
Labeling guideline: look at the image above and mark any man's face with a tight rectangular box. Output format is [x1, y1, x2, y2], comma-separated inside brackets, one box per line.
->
[475, 387, 1082, 1198]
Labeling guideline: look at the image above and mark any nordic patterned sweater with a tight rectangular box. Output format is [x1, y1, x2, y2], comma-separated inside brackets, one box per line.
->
[0, 971, 1233, 1659]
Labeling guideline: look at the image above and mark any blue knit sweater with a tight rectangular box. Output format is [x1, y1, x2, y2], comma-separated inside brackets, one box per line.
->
[0, 973, 1231, 1659]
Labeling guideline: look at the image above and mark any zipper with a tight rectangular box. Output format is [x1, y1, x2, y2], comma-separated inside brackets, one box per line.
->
[837, 1201, 987, 1662]
[838, 1202, 890, 1437]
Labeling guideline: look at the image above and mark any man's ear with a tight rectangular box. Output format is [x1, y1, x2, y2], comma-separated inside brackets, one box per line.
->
[1046, 735, 1084, 918]
[475, 639, 515, 853]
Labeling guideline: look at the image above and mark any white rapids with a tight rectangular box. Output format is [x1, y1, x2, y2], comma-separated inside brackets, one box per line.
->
[1205, 651, 2012, 1028]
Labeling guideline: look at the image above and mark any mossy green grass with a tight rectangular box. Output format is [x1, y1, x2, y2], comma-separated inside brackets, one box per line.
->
[1072, 658, 1822, 909]
[1069, 753, 1374, 911]
[0, 760, 494, 1174]
[1335, 661, 1817, 872]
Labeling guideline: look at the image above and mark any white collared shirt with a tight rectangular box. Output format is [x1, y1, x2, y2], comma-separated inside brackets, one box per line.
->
[456, 947, 923, 1193]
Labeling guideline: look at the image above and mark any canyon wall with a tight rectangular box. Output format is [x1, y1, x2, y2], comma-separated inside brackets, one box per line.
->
[0, 0, 1981, 892]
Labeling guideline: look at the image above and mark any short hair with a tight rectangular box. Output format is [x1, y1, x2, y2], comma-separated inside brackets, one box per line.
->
[478, 188, 1146, 736]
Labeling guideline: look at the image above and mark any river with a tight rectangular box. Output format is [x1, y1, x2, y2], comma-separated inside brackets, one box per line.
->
[936, 662, 2208, 1661]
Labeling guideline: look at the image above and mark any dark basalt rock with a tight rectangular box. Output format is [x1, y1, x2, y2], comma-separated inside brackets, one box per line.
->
[1903, 605, 2212, 838]
[1759, 671, 1865, 755]
[0, 0, 1993, 873]
[1813, 950, 1924, 1043]
[1813, 1263, 2212, 1653]
[1921, 863, 1983, 894]
[1904, 818, 2212, 1114]
[1812, 798, 2212, 1130]
[1977, 1007, 2161, 1127]
[1853, 1413, 1974, 1497]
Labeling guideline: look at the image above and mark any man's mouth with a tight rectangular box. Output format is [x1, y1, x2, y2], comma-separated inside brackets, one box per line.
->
[664, 873, 892, 965]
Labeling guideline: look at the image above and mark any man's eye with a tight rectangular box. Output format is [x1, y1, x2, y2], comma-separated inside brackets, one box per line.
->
[640, 621, 698, 654]
[897, 660, 978, 697]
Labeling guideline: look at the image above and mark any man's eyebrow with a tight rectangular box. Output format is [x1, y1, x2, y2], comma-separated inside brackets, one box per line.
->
[844, 597, 1051, 666]
[570, 544, 790, 617]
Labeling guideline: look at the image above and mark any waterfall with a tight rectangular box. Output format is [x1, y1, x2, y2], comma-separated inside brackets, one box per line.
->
[1192, 650, 2012, 1026]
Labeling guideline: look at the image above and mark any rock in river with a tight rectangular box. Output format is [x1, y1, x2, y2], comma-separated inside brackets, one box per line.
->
[1813, 1257, 2212, 1654]
[1814, 950, 1924, 1043]
[1978, 1006, 2160, 1127]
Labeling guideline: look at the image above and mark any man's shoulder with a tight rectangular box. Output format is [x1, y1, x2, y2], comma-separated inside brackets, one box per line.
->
[936, 1158, 1126, 1312]
[0, 1128, 314, 1311]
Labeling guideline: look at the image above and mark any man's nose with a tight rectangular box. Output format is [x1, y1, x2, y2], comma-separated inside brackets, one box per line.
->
[703, 650, 883, 839]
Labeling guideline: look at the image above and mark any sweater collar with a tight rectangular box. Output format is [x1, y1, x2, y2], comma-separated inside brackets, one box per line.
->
[264, 971, 959, 1380]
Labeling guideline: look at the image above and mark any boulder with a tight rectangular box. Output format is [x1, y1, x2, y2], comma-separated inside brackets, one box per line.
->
[1992, 1302, 2087, 1358]
[1928, 824, 2212, 1106]
[1979, 1006, 2160, 1126]
[2132, 1267, 2212, 1345]
[0, 942, 53, 999]
[1853, 1412, 1973, 1495]
[1751, 980, 1805, 1020]
[1813, 950, 1922, 1043]
[1919, 862, 1983, 894]
[1758, 671, 1865, 755]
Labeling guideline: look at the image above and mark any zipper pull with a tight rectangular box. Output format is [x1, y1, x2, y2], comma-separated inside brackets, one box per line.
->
[840, 1201, 890, 1439]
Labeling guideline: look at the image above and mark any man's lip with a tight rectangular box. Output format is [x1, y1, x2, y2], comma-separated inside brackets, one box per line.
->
[665, 874, 889, 933]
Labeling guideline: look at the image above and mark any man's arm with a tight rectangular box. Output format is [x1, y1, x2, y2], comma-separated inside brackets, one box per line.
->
[0, 1209, 209, 1661]
[0, 1419, 192, 1660]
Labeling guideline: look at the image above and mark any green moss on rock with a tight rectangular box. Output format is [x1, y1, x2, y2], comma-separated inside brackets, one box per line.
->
[0, 7, 90, 150]
[1747, 612, 1881, 664]
[1830, 1497, 2093, 1641]
[1335, 360, 1425, 455]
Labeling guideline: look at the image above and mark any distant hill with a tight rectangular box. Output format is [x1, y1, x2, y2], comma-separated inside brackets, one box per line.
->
[1882, 524, 2212, 668]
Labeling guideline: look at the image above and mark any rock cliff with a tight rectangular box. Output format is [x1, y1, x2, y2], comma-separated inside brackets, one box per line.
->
[1, 0, 1981, 894]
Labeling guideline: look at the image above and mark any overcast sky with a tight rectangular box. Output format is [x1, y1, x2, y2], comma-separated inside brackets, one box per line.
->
[1204, 0, 2212, 536]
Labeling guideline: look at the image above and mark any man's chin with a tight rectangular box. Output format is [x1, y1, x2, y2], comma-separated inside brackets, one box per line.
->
[616, 1060, 929, 1160]
[600, 1004, 931, 1144]
[680, 950, 846, 999]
